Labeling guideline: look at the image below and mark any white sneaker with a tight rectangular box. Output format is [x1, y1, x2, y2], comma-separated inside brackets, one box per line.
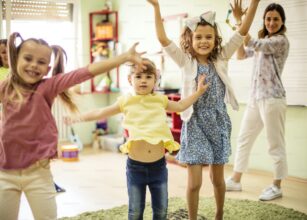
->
[259, 185, 282, 201]
[225, 177, 242, 191]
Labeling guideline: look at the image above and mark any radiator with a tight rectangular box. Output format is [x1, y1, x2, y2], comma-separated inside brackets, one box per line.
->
[52, 98, 69, 141]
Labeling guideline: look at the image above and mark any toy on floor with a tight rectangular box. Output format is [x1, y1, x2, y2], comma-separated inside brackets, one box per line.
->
[69, 127, 83, 151]
[61, 144, 79, 162]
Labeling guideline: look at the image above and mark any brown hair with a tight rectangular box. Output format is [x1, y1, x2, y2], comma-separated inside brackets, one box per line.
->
[180, 20, 222, 61]
[1, 32, 78, 112]
[258, 3, 287, 39]
[128, 58, 158, 93]
[0, 39, 8, 67]
[129, 58, 157, 77]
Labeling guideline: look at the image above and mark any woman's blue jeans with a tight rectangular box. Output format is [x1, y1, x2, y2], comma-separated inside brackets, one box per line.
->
[126, 157, 168, 220]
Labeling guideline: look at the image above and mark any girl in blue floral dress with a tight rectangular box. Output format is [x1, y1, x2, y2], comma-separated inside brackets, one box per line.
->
[148, 0, 260, 219]
[180, 63, 232, 165]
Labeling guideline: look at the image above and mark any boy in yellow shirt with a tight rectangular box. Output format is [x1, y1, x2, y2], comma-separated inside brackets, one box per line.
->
[65, 58, 209, 219]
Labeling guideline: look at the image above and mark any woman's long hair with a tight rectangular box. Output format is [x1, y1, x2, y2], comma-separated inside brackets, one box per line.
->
[1, 32, 78, 112]
[258, 3, 287, 39]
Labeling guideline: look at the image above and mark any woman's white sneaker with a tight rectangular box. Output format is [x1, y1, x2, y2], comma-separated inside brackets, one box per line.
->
[259, 185, 282, 201]
[225, 177, 242, 191]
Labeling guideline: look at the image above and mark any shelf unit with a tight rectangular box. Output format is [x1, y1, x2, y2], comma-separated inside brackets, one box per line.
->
[89, 10, 119, 93]
[167, 93, 182, 143]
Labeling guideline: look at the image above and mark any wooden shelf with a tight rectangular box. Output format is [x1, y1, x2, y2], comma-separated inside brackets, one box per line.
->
[89, 10, 119, 93]
[91, 37, 116, 42]
[167, 93, 182, 143]
[171, 128, 181, 133]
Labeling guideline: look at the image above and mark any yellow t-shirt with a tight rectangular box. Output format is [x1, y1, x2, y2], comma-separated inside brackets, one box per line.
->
[0, 67, 9, 81]
[118, 93, 180, 154]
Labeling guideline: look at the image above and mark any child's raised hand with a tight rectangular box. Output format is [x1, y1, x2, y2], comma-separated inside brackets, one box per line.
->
[197, 74, 209, 95]
[147, 0, 159, 6]
[126, 42, 147, 71]
[230, 0, 247, 24]
[63, 115, 80, 125]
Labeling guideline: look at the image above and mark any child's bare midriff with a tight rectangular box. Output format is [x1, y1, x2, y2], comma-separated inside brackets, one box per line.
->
[128, 140, 165, 163]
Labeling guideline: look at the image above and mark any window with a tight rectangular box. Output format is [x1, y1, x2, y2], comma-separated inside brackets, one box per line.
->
[1, 0, 73, 21]
[1, 0, 78, 71]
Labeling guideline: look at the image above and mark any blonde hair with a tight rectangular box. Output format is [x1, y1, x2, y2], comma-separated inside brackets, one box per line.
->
[129, 58, 157, 77]
[180, 20, 222, 61]
[1, 32, 78, 112]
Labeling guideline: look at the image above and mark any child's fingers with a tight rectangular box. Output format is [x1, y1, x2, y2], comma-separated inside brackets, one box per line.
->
[134, 59, 149, 72]
[230, 3, 234, 11]
[198, 75, 209, 91]
[130, 42, 146, 56]
[198, 74, 207, 84]
[138, 51, 147, 56]
[243, 8, 248, 15]
[63, 116, 72, 125]
[130, 42, 139, 50]
[142, 59, 152, 67]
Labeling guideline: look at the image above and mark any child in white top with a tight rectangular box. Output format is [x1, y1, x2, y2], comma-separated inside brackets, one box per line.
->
[147, 0, 260, 219]
[65, 58, 208, 220]
[0, 32, 146, 220]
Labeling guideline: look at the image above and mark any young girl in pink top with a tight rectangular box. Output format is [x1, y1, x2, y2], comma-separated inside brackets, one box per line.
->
[0, 32, 146, 220]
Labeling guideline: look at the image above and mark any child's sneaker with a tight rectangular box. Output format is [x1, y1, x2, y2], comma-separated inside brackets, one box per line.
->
[54, 183, 66, 193]
[225, 177, 242, 191]
[259, 185, 282, 201]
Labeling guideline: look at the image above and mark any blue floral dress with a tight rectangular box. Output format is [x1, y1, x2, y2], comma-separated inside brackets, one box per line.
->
[176, 63, 232, 165]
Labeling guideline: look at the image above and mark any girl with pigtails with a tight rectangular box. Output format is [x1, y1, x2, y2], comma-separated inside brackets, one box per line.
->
[0, 32, 146, 220]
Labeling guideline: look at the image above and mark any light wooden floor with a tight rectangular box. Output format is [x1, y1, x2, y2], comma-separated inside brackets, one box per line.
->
[18, 148, 307, 220]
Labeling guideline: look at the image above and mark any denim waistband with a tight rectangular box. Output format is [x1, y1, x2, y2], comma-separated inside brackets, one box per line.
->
[127, 156, 165, 167]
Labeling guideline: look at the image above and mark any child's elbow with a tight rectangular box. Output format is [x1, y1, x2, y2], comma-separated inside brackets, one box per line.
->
[177, 104, 188, 113]
[158, 38, 170, 47]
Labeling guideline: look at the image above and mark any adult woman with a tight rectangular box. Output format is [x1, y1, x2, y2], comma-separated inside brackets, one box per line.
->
[226, 3, 289, 201]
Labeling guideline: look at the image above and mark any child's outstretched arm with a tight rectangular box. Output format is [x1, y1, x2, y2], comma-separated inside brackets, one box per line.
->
[233, 0, 260, 36]
[88, 43, 146, 76]
[237, 34, 251, 59]
[147, 0, 171, 47]
[166, 75, 209, 112]
[64, 102, 120, 125]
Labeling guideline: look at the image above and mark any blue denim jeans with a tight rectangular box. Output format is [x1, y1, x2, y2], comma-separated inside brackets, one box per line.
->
[126, 157, 168, 220]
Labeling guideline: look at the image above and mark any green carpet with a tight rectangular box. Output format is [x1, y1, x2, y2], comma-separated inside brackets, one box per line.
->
[59, 197, 307, 220]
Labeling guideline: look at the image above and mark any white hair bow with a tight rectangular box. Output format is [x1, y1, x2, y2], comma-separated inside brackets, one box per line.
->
[185, 11, 216, 31]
